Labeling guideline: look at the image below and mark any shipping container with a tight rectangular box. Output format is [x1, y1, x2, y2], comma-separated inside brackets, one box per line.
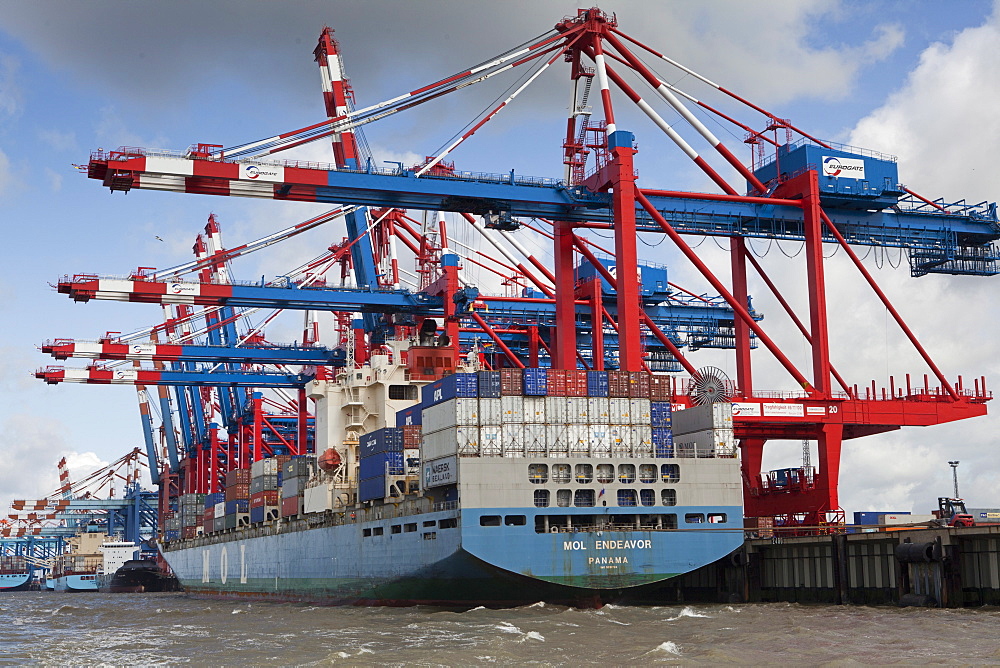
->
[630, 398, 651, 424]
[589, 424, 611, 457]
[522, 396, 546, 422]
[281, 476, 308, 499]
[480, 425, 502, 457]
[204, 506, 216, 522]
[501, 395, 525, 423]
[566, 396, 589, 424]
[402, 424, 422, 448]
[607, 370, 630, 397]
[225, 499, 249, 515]
[224, 514, 238, 531]
[586, 370, 609, 397]
[204, 492, 225, 508]
[652, 427, 674, 458]
[359, 427, 404, 457]
[632, 425, 653, 457]
[609, 397, 632, 424]
[587, 397, 610, 424]
[225, 468, 251, 486]
[478, 397, 502, 425]
[250, 490, 280, 508]
[395, 403, 423, 427]
[501, 423, 525, 456]
[359, 476, 387, 502]
[610, 424, 632, 456]
[672, 402, 734, 435]
[214, 501, 225, 518]
[281, 496, 302, 518]
[500, 368, 524, 395]
[547, 369, 568, 396]
[566, 370, 588, 396]
[523, 367, 548, 396]
[421, 373, 479, 407]
[524, 423, 548, 456]
[651, 401, 673, 427]
[968, 508, 1000, 524]
[627, 371, 651, 398]
[421, 425, 479, 460]
[250, 475, 278, 495]
[164, 530, 181, 541]
[181, 526, 198, 539]
[359, 450, 405, 479]
[545, 396, 569, 423]
[213, 516, 227, 533]
[545, 424, 569, 456]
[567, 423, 590, 456]
[476, 370, 502, 398]
[421, 398, 481, 433]
[250, 458, 279, 477]
[225, 483, 250, 502]
[282, 456, 314, 480]
[649, 374, 671, 402]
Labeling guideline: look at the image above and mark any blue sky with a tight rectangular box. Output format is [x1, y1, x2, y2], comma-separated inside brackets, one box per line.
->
[2, 0, 999, 517]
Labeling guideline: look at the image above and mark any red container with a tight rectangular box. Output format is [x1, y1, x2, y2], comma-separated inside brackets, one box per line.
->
[566, 370, 588, 396]
[250, 490, 280, 508]
[649, 374, 672, 402]
[225, 483, 250, 501]
[500, 368, 523, 395]
[280, 496, 300, 518]
[226, 468, 251, 486]
[204, 506, 216, 521]
[628, 372, 651, 398]
[181, 526, 198, 539]
[608, 370, 630, 397]
[402, 425, 422, 448]
[276, 454, 292, 466]
[547, 369, 568, 396]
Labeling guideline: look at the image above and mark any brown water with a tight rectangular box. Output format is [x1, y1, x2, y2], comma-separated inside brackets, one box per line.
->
[2, 592, 998, 665]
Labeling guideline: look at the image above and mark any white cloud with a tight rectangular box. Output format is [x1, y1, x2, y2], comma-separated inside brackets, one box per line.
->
[0, 148, 12, 197]
[0, 53, 22, 119]
[38, 128, 78, 153]
[44, 167, 63, 192]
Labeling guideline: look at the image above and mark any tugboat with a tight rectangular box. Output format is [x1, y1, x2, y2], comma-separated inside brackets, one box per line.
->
[101, 557, 181, 593]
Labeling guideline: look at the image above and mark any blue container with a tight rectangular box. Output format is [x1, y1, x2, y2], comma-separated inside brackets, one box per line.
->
[395, 403, 423, 427]
[360, 451, 404, 479]
[653, 427, 674, 458]
[586, 370, 609, 397]
[422, 373, 478, 407]
[853, 511, 907, 526]
[164, 530, 180, 541]
[250, 506, 266, 524]
[225, 499, 249, 515]
[651, 402, 673, 426]
[204, 492, 226, 508]
[476, 371, 501, 398]
[360, 427, 404, 458]
[359, 476, 386, 502]
[523, 368, 548, 396]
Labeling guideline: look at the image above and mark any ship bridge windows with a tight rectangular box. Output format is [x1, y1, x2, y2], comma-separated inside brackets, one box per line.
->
[528, 463, 548, 484]
[661, 464, 680, 483]
[639, 464, 657, 483]
[533, 489, 550, 507]
[534, 513, 679, 533]
[388, 384, 418, 401]
[618, 464, 636, 483]
[575, 463, 593, 483]
[552, 463, 571, 483]
[596, 464, 614, 484]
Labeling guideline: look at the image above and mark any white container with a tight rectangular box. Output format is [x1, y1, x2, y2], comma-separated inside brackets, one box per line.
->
[589, 424, 611, 457]
[421, 398, 480, 434]
[546, 424, 569, 456]
[566, 397, 589, 424]
[524, 423, 548, 456]
[545, 396, 568, 424]
[630, 398, 651, 425]
[480, 425, 502, 457]
[587, 397, 610, 425]
[479, 398, 502, 426]
[214, 502, 225, 518]
[251, 458, 278, 477]
[501, 423, 525, 457]
[404, 448, 420, 474]
[632, 424, 653, 457]
[421, 425, 477, 460]
[501, 395, 525, 424]
[610, 424, 632, 457]
[522, 396, 546, 423]
[567, 423, 590, 456]
[609, 398, 631, 425]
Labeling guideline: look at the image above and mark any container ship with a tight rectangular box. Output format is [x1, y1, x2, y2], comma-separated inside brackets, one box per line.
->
[48, 525, 139, 592]
[159, 344, 742, 606]
[0, 557, 33, 592]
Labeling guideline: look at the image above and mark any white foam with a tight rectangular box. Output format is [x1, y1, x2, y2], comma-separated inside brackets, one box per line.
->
[494, 622, 522, 634]
[654, 641, 683, 656]
[520, 631, 545, 642]
[665, 606, 711, 621]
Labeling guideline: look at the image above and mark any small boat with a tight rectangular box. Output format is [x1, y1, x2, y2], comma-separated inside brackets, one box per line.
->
[100, 558, 181, 593]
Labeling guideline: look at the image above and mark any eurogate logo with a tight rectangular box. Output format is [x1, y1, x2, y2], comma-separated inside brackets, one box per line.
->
[821, 155, 866, 180]
[241, 164, 282, 180]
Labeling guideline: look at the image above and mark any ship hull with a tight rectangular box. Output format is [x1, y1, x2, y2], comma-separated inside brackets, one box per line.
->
[51, 574, 99, 592]
[0, 573, 33, 592]
[162, 505, 742, 607]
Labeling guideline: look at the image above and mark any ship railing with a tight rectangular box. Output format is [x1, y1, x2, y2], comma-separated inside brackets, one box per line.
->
[433, 501, 460, 512]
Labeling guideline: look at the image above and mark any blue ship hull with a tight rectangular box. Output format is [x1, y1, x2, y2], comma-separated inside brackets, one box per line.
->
[162, 505, 742, 606]
[51, 574, 99, 592]
[0, 572, 32, 592]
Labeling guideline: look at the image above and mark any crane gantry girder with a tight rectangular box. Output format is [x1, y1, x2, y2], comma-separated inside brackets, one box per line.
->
[35, 365, 312, 388]
[41, 338, 340, 365]
[86, 150, 1000, 275]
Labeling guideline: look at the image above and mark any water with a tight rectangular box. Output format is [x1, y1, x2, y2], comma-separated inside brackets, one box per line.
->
[1, 592, 998, 665]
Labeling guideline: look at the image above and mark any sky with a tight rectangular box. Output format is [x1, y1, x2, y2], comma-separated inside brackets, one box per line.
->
[1, 0, 999, 520]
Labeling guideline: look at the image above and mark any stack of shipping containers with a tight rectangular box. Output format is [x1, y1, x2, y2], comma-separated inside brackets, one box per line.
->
[281, 456, 313, 518]
[250, 458, 280, 524]
[358, 428, 406, 502]
[225, 467, 250, 529]
[178, 493, 204, 539]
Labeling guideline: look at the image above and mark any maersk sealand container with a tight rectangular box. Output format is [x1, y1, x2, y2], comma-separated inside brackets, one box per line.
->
[751, 140, 904, 210]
